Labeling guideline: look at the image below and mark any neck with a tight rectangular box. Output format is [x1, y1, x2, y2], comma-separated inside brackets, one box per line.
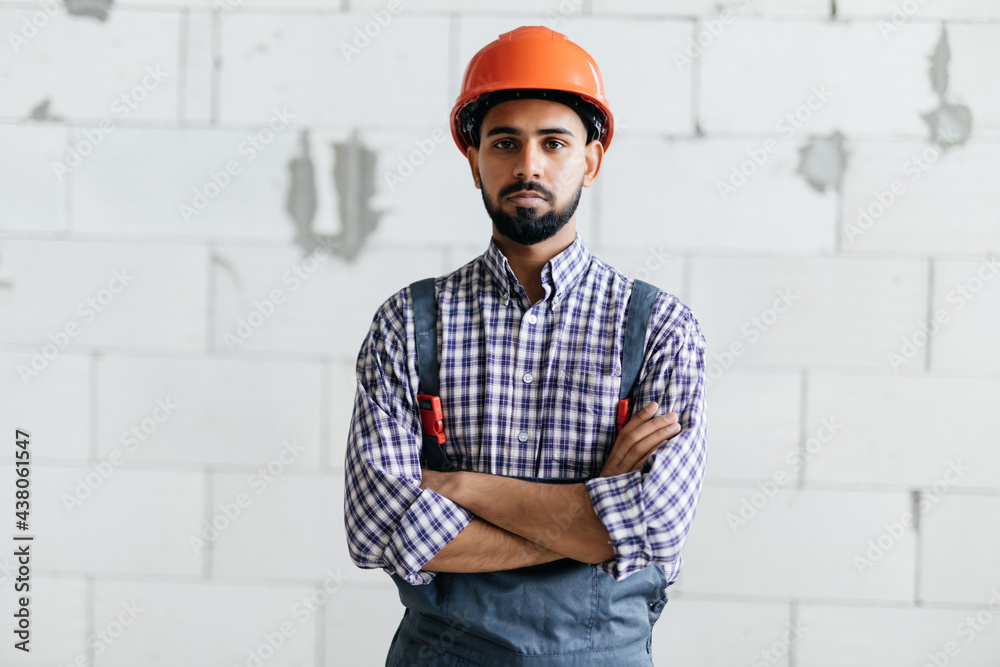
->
[492, 222, 577, 304]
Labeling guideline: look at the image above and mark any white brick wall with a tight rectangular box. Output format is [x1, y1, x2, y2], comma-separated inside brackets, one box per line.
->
[218, 13, 451, 126]
[94, 356, 324, 466]
[0, 9, 180, 122]
[703, 370, 801, 481]
[591, 0, 830, 18]
[840, 141, 1000, 254]
[838, 0, 1000, 19]
[600, 136, 838, 253]
[689, 256, 928, 369]
[930, 257, 1000, 372]
[676, 487, 917, 601]
[71, 126, 303, 238]
[211, 243, 444, 355]
[0, 576, 88, 666]
[921, 495, 1000, 604]
[947, 24, 1000, 139]
[699, 21, 940, 137]
[0, 125, 66, 230]
[797, 603, 1000, 667]
[17, 464, 205, 576]
[803, 374, 1000, 487]
[0, 240, 208, 350]
[92, 579, 319, 666]
[0, 353, 90, 459]
[1, 2, 998, 664]
[654, 599, 795, 666]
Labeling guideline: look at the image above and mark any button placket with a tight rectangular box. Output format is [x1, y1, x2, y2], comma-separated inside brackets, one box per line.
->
[510, 305, 544, 455]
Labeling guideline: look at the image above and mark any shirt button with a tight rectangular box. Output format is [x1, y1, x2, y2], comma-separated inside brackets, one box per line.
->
[523, 372, 532, 383]
[528, 314, 537, 324]
[518, 431, 529, 442]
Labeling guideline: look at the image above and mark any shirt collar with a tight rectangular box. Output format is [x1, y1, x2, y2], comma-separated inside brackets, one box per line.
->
[482, 232, 592, 307]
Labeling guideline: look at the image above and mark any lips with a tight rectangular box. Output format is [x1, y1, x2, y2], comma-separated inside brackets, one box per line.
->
[508, 191, 547, 206]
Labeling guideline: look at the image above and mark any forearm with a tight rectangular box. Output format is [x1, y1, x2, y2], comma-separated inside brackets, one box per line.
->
[421, 516, 566, 573]
[430, 471, 615, 564]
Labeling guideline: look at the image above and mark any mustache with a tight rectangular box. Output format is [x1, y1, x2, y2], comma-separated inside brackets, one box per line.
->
[500, 182, 552, 200]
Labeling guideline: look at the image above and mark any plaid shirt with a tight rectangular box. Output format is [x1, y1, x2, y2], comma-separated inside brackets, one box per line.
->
[344, 231, 707, 586]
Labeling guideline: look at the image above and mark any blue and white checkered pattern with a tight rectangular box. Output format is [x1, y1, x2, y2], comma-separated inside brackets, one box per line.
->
[344, 232, 708, 585]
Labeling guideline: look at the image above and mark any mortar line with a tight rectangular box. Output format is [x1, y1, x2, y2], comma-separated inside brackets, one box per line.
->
[789, 600, 799, 667]
[85, 575, 95, 667]
[315, 588, 327, 667]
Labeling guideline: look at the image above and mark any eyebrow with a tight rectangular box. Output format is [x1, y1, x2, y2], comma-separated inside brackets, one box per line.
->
[484, 125, 576, 139]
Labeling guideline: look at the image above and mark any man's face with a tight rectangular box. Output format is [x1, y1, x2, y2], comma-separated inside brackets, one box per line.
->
[468, 98, 603, 246]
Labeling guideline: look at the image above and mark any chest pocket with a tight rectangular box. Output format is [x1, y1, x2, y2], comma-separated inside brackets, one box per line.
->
[544, 368, 621, 477]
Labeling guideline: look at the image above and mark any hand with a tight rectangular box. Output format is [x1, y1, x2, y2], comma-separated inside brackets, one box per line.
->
[598, 401, 681, 478]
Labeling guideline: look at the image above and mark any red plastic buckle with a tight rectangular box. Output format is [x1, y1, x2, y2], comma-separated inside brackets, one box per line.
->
[615, 398, 631, 433]
[416, 394, 446, 445]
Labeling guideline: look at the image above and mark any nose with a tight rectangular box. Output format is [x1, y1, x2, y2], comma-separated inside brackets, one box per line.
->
[513, 140, 543, 180]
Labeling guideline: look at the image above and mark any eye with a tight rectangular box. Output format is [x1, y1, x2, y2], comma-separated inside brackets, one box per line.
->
[493, 139, 515, 150]
[545, 139, 566, 149]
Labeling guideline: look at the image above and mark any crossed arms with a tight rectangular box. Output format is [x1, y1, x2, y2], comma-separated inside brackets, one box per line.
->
[343, 293, 707, 585]
[418, 400, 682, 573]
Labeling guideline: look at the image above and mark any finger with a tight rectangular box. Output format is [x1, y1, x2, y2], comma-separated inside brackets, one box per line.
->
[609, 411, 676, 469]
[625, 402, 678, 430]
[624, 409, 680, 445]
[617, 421, 682, 471]
[605, 405, 677, 471]
[625, 435, 674, 471]
[623, 427, 681, 472]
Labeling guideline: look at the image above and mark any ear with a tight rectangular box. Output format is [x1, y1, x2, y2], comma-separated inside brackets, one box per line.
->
[467, 144, 481, 188]
[582, 139, 604, 187]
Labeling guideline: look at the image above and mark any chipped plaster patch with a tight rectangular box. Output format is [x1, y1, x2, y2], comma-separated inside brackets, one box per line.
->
[64, 0, 113, 22]
[797, 131, 846, 194]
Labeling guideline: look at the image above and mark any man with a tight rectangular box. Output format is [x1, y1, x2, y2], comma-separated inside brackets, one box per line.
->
[344, 25, 707, 666]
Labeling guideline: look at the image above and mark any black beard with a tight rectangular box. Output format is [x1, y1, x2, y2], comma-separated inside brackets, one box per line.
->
[481, 178, 583, 246]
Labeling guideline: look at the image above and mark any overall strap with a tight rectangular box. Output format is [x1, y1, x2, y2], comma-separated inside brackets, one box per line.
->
[411, 277, 439, 396]
[616, 278, 660, 432]
[409, 277, 455, 472]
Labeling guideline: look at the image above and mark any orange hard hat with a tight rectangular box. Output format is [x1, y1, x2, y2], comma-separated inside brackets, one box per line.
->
[450, 25, 614, 156]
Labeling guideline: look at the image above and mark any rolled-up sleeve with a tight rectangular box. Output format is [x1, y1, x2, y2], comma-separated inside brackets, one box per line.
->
[585, 295, 708, 581]
[343, 290, 473, 586]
